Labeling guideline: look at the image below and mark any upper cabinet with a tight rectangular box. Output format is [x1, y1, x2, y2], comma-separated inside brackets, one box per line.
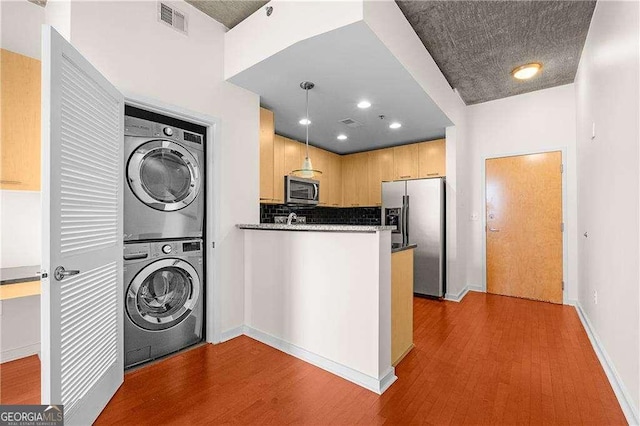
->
[1, 49, 41, 191]
[418, 139, 446, 178]
[273, 135, 285, 204]
[393, 144, 419, 180]
[368, 148, 394, 206]
[259, 108, 275, 202]
[258, 108, 445, 207]
[342, 152, 369, 207]
[283, 136, 304, 176]
[325, 151, 342, 207]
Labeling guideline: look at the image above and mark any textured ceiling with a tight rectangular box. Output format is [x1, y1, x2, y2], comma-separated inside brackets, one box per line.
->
[396, 1, 596, 105]
[186, 0, 267, 29]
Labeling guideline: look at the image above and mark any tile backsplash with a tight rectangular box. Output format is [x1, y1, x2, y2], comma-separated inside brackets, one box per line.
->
[260, 204, 382, 226]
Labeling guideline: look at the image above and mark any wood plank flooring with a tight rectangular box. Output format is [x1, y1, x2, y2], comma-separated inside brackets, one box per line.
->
[0, 292, 626, 424]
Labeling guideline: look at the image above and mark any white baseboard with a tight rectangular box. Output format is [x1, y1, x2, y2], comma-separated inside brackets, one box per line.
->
[444, 285, 469, 302]
[574, 303, 639, 425]
[218, 326, 244, 343]
[243, 326, 397, 395]
[444, 284, 484, 302]
[1, 342, 40, 364]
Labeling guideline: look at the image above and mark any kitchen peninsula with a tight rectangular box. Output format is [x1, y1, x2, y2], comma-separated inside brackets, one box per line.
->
[238, 224, 404, 394]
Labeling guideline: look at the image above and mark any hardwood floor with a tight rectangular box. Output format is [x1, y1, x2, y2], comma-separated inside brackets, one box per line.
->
[0, 354, 40, 405]
[0, 292, 626, 424]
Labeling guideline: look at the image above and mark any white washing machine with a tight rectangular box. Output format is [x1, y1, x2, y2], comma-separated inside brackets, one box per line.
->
[124, 115, 205, 241]
[124, 239, 204, 368]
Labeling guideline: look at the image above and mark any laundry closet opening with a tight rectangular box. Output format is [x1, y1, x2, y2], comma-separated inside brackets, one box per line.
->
[123, 105, 208, 369]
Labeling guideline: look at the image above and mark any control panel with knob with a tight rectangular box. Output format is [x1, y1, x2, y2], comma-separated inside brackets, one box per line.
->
[162, 244, 172, 254]
[163, 127, 174, 137]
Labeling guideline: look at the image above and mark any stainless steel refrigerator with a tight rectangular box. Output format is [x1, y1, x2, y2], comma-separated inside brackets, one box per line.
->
[382, 178, 445, 298]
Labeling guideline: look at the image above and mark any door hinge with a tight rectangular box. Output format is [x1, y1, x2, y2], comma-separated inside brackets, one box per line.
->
[212, 242, 215, 248]
[561, 223, 565, 232]
[562, 281, 565, 290]
[560, 164, 564, 173]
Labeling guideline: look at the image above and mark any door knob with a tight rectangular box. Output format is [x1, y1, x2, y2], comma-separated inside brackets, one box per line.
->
[54, 266, 80, 281]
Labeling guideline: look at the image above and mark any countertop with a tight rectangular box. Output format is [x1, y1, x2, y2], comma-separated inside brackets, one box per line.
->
[237, 224, 396, 233]
[391, 243, 418, 253]
[1, 265, 41, 285]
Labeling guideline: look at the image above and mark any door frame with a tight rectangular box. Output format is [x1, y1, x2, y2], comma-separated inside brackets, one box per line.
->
[481, 147, 569, 304]
[123, 92, 223, 344]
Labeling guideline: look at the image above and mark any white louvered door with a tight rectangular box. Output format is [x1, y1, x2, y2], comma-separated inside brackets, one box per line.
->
[41, 26, 124, 425]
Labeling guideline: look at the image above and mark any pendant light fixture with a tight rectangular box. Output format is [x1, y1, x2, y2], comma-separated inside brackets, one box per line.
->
[293, 81, 322, 178]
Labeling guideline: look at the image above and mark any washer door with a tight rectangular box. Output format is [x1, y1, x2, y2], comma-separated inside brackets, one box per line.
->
[126, 259, 200, 331]
[128, 140, 201, 211]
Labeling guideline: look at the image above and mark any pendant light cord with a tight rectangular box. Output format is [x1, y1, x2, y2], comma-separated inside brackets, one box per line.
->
[305, 87, 310, 159]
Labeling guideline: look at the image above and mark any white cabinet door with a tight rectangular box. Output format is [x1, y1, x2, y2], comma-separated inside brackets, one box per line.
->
[41, 25, 124, 425]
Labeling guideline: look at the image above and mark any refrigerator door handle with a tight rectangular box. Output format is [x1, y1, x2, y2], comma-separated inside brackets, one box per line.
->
[402, 195, 410, 245]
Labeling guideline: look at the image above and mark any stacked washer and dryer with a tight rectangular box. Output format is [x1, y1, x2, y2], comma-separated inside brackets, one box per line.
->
[123, 108, 206, 369]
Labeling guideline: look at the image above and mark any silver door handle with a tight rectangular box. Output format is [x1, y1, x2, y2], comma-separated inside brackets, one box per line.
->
[489, 228, 500, 232]
[54, 266, 80, 281]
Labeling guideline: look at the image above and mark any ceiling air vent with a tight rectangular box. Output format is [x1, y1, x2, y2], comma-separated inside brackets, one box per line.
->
[158, 2, 188, 35]
[339, 118, 363, 128]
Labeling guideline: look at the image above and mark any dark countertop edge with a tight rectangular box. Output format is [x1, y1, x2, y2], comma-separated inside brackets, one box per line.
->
[237, 224, 396, 233]
[1, 277, 41, 285]
[392, 244, 418, 253]
[1, 265, 41, 286]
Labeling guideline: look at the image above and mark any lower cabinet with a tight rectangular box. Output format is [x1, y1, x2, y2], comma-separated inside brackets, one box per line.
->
[391, 248, 414, 365]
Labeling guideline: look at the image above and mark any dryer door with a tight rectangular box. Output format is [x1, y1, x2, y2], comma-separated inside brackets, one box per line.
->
[126, 258, 200, 331]
[127, 140, 202, 211]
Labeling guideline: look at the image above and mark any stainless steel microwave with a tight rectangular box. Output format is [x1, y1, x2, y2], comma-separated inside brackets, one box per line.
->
[285, 176, 319, 206]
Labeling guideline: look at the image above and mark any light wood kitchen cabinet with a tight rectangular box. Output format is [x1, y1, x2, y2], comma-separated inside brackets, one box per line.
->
[367, 148, 394, 206]
[393, 144, 419, 181]
[259, 108, 275, 202]
[273, 134, 285, 203]
[309, 146, 328, 206]
[1, 49, 41, 191]
[325, 151, 342, 207]
[391, 248, 414, 365]
[314, 148, 342, 207]
[258, 108, 446, 207]
[283, 137, 304, 176]
[418, 139, 446, 178]
[342, 152, 369, 207]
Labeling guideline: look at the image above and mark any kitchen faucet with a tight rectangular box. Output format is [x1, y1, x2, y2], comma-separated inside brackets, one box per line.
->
[287, 212, 297, 225]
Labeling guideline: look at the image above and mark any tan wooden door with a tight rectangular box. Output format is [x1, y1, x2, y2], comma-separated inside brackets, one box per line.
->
[486, 151, 563, 304]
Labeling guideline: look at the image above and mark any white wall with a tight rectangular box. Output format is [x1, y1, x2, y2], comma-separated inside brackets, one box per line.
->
[1, 1, 259, 339]
[0, 0, 44, 59]
[0, 192, 42, 268]
[362, 0, 469, 299]
[224, 0, 363, 80]
[64, 0, 259, 334]
[465, 84, 579, 302]
[0, 0, 45, 270]
[0, 0, 46, 362]
[575, 0, 640, 419]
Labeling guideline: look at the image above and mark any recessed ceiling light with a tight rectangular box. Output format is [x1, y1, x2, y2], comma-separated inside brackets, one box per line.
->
[337, 134, 348, 141]
[511, 63, 542, 80]
[389, 122, 402, 129]
[299, 118, 311, 125]
[357, 100, 371, 109]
